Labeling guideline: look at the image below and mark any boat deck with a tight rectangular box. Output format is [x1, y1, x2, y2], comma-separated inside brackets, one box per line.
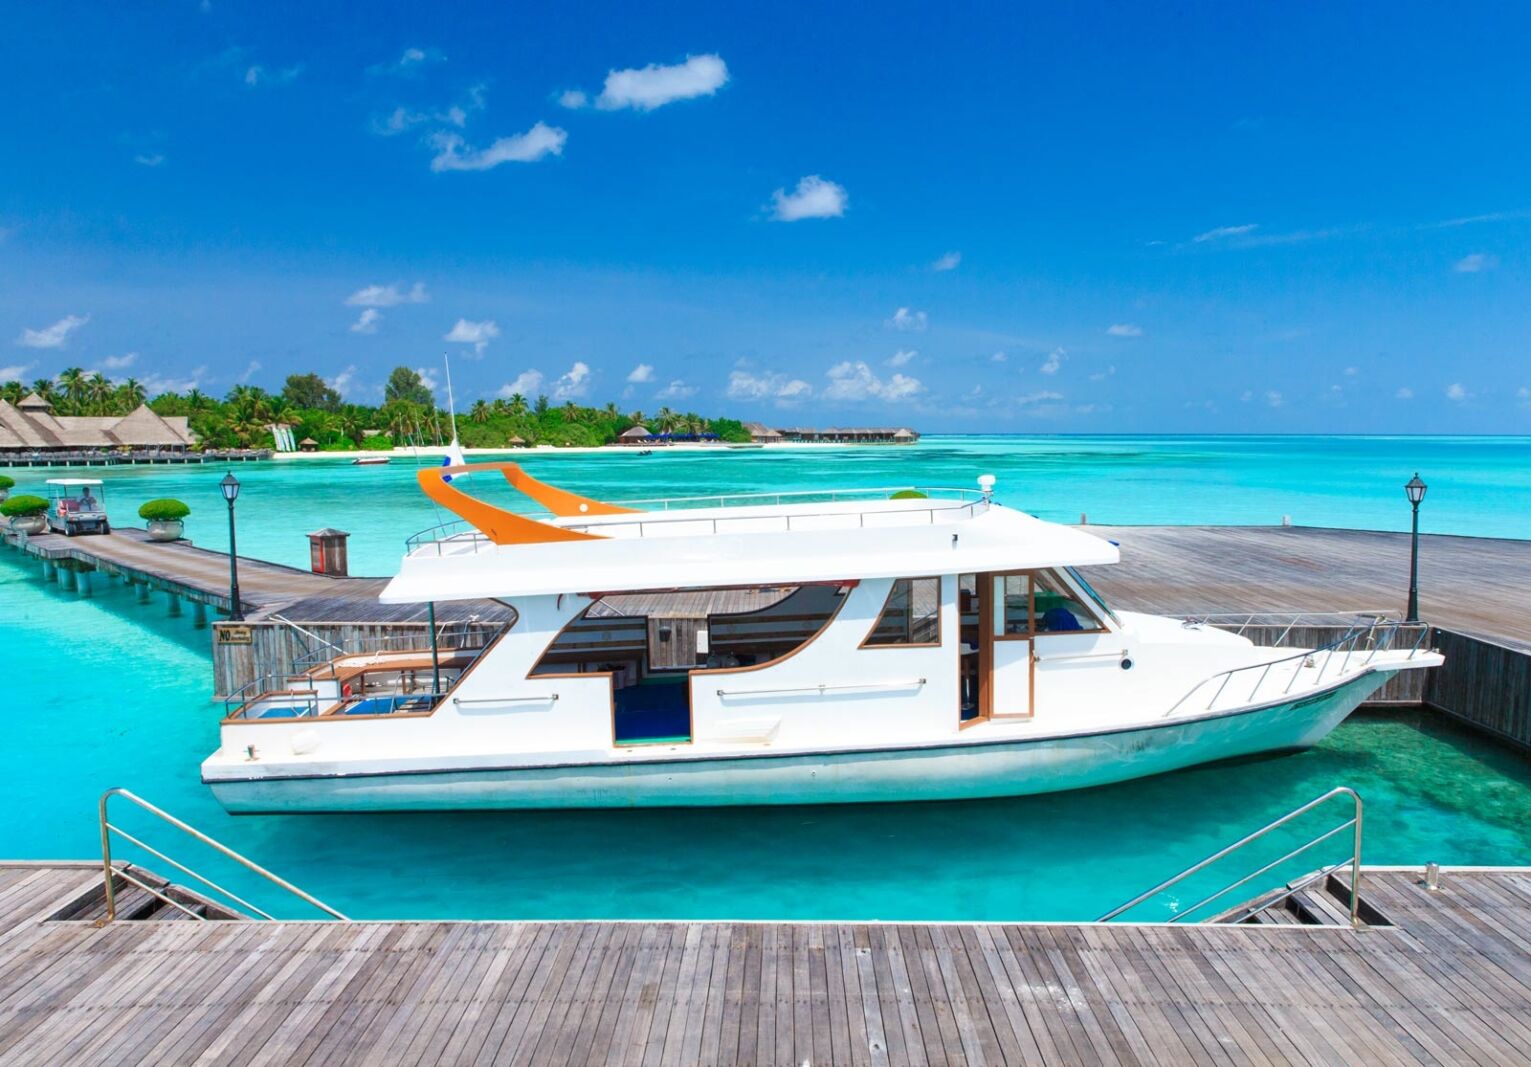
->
[2, 862, 1529, 1065]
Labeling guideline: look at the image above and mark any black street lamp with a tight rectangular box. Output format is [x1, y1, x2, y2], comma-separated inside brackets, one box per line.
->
[220, 473, 244, 622]
[1404, 473, 1427, 623]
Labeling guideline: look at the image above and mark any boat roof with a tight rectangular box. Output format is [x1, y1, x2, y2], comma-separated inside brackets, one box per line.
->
[380, 462, 1119, 603]
[45, 478, 104, 487]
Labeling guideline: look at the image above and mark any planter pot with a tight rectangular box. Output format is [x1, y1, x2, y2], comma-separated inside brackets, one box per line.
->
[8, 514, 45, 535]
[146, 518, 185, 542]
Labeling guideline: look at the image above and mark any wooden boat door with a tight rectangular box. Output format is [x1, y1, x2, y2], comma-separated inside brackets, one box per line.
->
[987, 573, 1034, 719]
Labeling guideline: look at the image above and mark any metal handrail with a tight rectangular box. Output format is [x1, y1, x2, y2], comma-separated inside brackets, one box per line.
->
[1097, 786, 1364, 926]
[1162, 621, 1430, 718]
[292, 623, 494, 675]
[224, 675, 322, 718]
[404, 486, 990, 553]
[715, 678, 928, 698]
[98, 788, 348, 923]
[1182, 609, 1398, 641]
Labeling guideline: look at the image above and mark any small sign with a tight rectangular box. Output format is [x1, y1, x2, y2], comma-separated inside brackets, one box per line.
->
[217, 625, 253, 646]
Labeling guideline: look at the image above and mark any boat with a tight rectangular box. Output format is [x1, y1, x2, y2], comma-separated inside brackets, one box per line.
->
[351, 457, 391, 466]
[204, 463, 1442, 812]
[44, 478, 110, 536]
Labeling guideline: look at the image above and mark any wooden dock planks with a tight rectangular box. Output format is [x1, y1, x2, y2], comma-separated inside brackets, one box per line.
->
[1, 864, 1530, 1065]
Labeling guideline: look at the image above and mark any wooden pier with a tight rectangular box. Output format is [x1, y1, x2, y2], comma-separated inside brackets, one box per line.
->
[0, 861, 1529, 1065]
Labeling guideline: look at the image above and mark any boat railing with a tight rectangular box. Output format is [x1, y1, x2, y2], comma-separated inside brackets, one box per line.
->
[1182, 609, 1402, 642]
[1163, 619, 1432, 718]
[223, 675, 324, 719]
[98, 788, 348, 922]
[404, 486, 991, 554]
[291, 621, 496, 676]
[1098, 786, 1364, 925]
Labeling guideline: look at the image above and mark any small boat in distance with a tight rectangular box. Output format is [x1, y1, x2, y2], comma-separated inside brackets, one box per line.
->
[205, 463, 1441, 812]
[351, 456, 391, 466]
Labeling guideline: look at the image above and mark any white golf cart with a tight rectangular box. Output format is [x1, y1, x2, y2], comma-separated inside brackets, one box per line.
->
[46, 478, 111, 536]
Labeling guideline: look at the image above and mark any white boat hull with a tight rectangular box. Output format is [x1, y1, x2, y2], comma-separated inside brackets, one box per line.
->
[207, 671, 1393, 813]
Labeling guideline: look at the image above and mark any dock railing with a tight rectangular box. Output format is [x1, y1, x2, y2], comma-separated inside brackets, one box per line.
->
[1164, 619, 1432, 717]
[98, 788, 348, 922]
[1099, 786, 1365, 926]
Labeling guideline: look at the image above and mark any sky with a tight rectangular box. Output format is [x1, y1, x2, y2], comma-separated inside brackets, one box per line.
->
[2, 1, 1529, 432]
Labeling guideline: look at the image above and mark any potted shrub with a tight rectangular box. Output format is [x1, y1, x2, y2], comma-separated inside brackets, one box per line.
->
[139, 498, 191, 542]
[1, 494, 48, 535]
[0, 474, 13, 504]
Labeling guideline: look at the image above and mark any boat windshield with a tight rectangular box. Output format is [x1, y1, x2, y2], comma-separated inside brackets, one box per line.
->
[1065, 566, 1119, 625]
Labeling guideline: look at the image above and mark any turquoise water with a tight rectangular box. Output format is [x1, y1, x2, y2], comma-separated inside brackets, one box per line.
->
[5, 435, 1527, 577]
[2, 435, 1530, 920]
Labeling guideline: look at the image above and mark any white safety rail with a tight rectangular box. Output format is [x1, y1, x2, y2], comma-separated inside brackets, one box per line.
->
[1163, 620, 1432, 718]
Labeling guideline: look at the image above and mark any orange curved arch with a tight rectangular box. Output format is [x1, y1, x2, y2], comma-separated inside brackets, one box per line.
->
[417, 461, 638, 546]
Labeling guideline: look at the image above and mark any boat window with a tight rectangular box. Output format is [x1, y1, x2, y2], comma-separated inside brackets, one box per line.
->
[1033, 570, 1108, 633]
[1001, 574, 1032, 635]
[864, 577, 941, 646]
[1064, 566, 1120, 625]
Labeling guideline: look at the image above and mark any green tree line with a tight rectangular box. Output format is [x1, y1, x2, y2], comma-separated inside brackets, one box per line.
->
[1, 367, 749, 450]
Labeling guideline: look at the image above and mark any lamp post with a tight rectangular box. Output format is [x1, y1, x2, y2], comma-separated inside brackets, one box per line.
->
[1404, 473, 1427, 623]
[220, 473, 244, 622]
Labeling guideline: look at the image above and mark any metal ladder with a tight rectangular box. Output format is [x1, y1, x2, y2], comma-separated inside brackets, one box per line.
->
[1098, 786, 1365, 926]
[98, 788, 348, 922]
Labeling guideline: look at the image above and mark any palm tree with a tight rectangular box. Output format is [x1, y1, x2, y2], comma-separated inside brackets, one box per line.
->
[655, 407, 679, 433]
[118, 378, 147, 409]
[56, 367, 88, 413]
[490, 398, 508, 417]
[84, 373, 112, 415]
[561, 400, 581, 422]
[185, 388, 210, 411]
[469, 400, 491, 424]
[507, 393, 528, 417]
[30, 378, 58, 404]
[1, 381, 22, 404]
[602, 402, 620, 422]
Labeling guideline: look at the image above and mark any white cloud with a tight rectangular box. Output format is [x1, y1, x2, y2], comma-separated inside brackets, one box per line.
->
[345, 282, 429, 307]
[429, 123, 566, 171]
[1016, 390, 1065, 405]
[443, 318, 500, 355]
[552, 361, 591, 399]
[931, 251, 961, 272]
[823, 361, 924, 402]
[594, 54, 728, 111]
[1193, 223, 1259, 242]
[1265, 390, 1284, 407]
[1106, 323, 1143, 337]
[626, 363, 655, 383]
[1344, 366, 1359, 376]
[499, 370, 544, 397]
[655, 379, 697, 399]
[244, 64, 301, 87]
[375, 85, 484, 136]
[350, 308, 382, 334]
[886, 349, 917, 368]
[1517, 386, 1531, 406]
[558, 90, 588, 110]
[101, 352, 137, 370]
[1453, 253, 1498, 273]
[887, 307, 928, 332]
[1445, 382, 1469, 401]
[134, 152, 165, 167]
[327, 365, 360, 398]
[415, 367, 440, 394]
[1395, 387, 1414, 400]
[141, 366, 208, 395]
[769, 175, 847, 222]
[726, 369, 812, 403]
[990, 351, 1007, 363]
[1089, 365, 1117, 382]
[17, 314, 88, 349]
[370, 47, 441, 76]
[239, 360, 262, 383]
[0, 363, 34, 380]
[1039, 347, 1064, 374]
